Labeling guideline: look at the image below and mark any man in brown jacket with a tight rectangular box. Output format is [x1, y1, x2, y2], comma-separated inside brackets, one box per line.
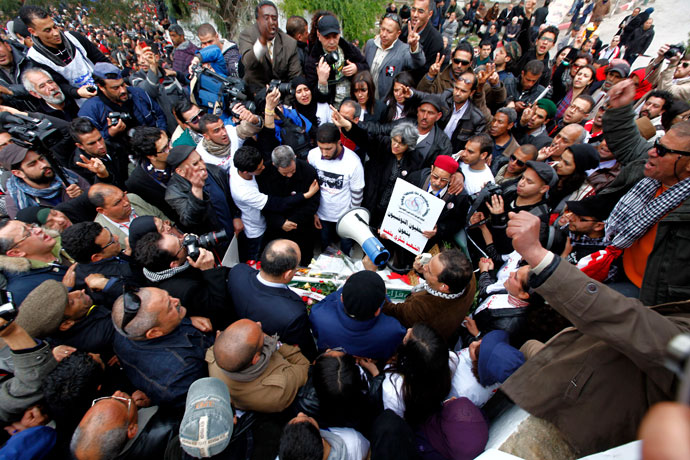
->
[207, 319, 310, 413]
[502, 211, 690, 456]
[379, 248, 476, 344]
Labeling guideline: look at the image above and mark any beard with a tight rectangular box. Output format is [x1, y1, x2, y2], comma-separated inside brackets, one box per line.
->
[26, 168, 55, 185]
[43, 90, 66, 106]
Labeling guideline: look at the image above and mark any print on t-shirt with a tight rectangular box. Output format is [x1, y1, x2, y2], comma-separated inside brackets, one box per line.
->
[318, 170, 344, 190]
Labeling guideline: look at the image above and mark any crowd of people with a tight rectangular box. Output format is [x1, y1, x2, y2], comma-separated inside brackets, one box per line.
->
[0, 0, 689, 458]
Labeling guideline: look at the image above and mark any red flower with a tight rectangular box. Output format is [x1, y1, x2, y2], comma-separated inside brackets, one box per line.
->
[301, 296, 308, 302]
[317, 289, 322, 294]
[311, 287, 317, 292]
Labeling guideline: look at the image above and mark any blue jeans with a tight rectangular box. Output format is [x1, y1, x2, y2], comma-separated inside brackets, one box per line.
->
[320, 220, 354, 256]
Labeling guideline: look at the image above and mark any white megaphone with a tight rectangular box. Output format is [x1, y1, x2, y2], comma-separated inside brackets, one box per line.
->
[336, 207, 390, 267]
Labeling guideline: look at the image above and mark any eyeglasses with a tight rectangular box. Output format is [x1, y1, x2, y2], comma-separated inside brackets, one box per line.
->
[185, 111, 203, 125]
[92, 395, 132, 413]
[430, 173, 450, 184]
[101, 227, 117, 251]
[654, 139, 690, 157]
[156, 143, 171, 155]
[568, 104, 589, 114]
[121, 285, 141, 334]
[454, 77, 474, 86]
[538, 36, 555, 43]
[453, 58, 471, 66]
[509, 154, 526, 167]
[384, 13, 401, 27]
[9, 223, 39, 250]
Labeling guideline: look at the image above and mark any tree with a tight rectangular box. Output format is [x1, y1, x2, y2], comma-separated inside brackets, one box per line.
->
[281, 0, 387, 43]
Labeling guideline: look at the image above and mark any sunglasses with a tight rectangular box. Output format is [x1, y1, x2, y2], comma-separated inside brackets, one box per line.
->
[510, 154, 526, 167]
[453, 58, 471, 66]
[186, 111, 203, 125]
[681, 62, 690, 69]
[121, 285, 141, 334]
[654, 139, 690, 157]
[92, 395, 132, 412]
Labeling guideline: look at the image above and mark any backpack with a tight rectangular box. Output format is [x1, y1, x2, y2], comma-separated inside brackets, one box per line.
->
[274, 106, 313, 159]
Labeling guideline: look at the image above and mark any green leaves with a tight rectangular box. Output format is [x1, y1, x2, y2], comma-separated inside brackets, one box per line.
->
[281, 0, 387, 44]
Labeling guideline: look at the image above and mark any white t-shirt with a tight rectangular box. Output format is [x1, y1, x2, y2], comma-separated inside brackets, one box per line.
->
[382, 351, 463, 418]
[196, 124, 243, 171]
[308, 146, 365, 222]
[326, 427, 370, 460]
[229, 167, 267, 239]
[460, 162, 495, 195]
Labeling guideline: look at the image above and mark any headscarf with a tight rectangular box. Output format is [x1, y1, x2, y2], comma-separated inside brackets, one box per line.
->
[631, 68, 652, 101]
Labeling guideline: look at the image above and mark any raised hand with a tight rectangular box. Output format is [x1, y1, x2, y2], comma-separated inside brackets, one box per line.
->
[428, 53, 445, 78]
[407, 23, 420, 52]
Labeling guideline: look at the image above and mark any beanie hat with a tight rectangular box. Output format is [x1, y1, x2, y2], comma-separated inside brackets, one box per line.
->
[567, 143, 600, 173]
[167, 145, 196, 169]
[536, 98, 557, 120]
[16, 281, 68, 338]
[342, 271, 386, 320]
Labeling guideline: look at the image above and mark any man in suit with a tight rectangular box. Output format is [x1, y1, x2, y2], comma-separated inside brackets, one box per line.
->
[228, 239, 317, 360]
[238, 0, 303, 95]
[89, 183, 169, 245]
[364, 13, 425, 99]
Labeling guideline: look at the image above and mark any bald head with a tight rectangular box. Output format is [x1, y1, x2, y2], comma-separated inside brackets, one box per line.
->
[260, 239, 300, 278]
[71, 394, 137, 459]
[214, 319, 264, 373]
[88, 183, 118, 207]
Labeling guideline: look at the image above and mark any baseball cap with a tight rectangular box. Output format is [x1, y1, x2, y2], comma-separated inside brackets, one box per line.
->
[317, 15, 340, 36]
[179, 377, 234, 458]
[93, 62, 123, 80]
[606, 61, 630, 78]
[0, 143, 29, 170]
[566, 194, 616, 222]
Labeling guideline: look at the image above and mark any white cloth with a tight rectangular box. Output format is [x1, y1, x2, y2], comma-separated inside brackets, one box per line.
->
[195, 124, 243, 171]
[383, 351, 462, 418]
[229, 167, 267, 238]
[486, 250, 522, 295]
[308, 146, 365, 222]
[326, 427, 370, 460]
[460, 162, 495, 195]
[448, 348, 500, 407]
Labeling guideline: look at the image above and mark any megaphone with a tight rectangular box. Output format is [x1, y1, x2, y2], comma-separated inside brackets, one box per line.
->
[336, 207, 390, 267]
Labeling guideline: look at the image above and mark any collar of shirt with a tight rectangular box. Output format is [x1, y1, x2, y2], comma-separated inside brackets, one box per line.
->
[257, 272, 288, 289]
[101, 209, 138, 234]
[374, 35, 397, 51]
[444, 101, 470, 139]
[427, 184, 448, 197]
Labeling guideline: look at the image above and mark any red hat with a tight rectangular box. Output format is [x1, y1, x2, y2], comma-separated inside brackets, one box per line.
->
[433, 155, 459, 175]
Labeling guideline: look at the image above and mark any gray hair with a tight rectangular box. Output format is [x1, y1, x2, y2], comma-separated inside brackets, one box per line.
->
[272, 145, 296, 168]
[390, 121, 418, 148]
[111, 290, 159, 340]
[21, 68, 52, 94]
[340, 99, 361, 119]
[573, 125, 587, 144]
[70, 419, 128, 459]
[497, 107, 517, 124]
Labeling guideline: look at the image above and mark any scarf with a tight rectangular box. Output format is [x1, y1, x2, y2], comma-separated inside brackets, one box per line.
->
[412, 280, 466, 299]
[6, 170, 81, 210]
[222, 334, 279, 382]
[143, 261, 190, 283]
[202, 137, 231, 158]
[578, 177, 690, 281]
[31, 31, 75, 67]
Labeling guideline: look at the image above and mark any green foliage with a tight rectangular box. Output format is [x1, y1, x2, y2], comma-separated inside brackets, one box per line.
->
[281, 0, 388, 43]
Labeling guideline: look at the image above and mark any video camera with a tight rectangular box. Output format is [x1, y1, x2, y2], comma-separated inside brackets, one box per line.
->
[0, 112, 72, 184]
[190, 65, 256, 118]
[466, 182, 504, 227]
[183, 229, 229, 261]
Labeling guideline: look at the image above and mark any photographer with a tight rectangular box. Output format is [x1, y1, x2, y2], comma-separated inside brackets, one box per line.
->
[473, 161, 556, 254]
[304, 14, 369, 106]
[134, 231, 234, 329]
[645, 44, 690, 103]
[77, 63, 167, 144]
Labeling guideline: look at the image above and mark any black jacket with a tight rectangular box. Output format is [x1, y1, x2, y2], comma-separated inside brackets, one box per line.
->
[69, 141, 130, 188]
[437, 89, 488, 152]
[400, 21, 444, 81]
[513, 47, 551, 88]
[125, 161, 181, 227]
[304, 38, 368, 104]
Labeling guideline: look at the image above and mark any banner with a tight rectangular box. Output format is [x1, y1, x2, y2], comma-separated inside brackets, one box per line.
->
[380, 178, 445, 255]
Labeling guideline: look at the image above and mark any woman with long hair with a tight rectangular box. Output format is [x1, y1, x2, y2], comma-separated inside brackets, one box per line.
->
[350, 71, 386, 122]
[554, 64, 596, 121]
[384, 324, 453, 427]
[382, 71, 419, 122]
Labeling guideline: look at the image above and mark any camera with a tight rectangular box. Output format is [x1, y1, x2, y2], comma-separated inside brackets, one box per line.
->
[665, 44, 686, 60]
[108, 112, 132, 126]
[467, 182, 504, 226]
[323, 51, 339, 66]
[183, 230, 229, 261]
[0, 290, 17, 332]
[0, 112, 63, 150]
[268, 79, 293, 97]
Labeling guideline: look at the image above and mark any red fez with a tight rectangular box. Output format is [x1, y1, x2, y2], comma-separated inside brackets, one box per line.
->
[433, 155, 459, 175]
